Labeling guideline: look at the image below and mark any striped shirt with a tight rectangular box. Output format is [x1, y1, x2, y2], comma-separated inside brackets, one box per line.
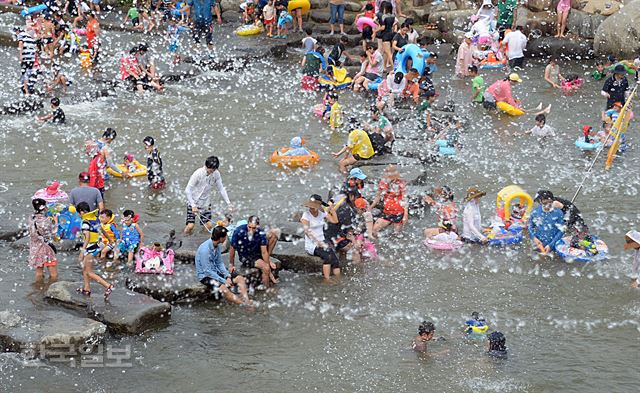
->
[18, 31, 37, 63]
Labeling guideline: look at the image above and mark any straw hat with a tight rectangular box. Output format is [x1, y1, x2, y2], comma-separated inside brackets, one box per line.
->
[464, 186, 486, 202]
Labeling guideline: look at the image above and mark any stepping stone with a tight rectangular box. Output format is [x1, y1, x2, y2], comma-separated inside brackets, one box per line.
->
[125, 264, 211, 303]
[272, 241, 346, 273]
[0, 309, 106, 359]
[45, 281, 171, 335]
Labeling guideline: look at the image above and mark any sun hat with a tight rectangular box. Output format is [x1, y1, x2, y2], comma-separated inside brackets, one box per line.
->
[464, 32, 473, 39]
[45, 181, 60, 195]
[624, 230, 640, 249]
[303, 194, 328, 209]
[349, 167, 367, 180]
[464, 186, 486, 202]
[508, 73, 523, 83]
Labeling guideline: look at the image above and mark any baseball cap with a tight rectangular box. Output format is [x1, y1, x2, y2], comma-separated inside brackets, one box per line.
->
[78, 172, 91, 182]
[508, 73, 523, 83]
[349, 168, 367, 180]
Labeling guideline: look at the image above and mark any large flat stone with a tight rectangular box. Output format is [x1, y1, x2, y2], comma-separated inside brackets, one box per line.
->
[526, 36, 594, 58]
[0, 309, 106, 358]
[272, 241, 347, 272]
[45, 281, 171, 335]
[352, 154, 400, 167]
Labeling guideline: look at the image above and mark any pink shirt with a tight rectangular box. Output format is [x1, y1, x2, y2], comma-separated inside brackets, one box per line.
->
[487, 79, 517, 107]
[455, 41, 473, 77]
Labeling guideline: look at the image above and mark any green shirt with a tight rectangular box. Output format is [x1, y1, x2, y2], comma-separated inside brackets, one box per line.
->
[302, 53, 322, 77]
[418, 100, 431, 112]
[378, 115, 391, 130]
[497, 0, 517, 27]
[128, 7, 140, 19]
[472, 75, 485, 103]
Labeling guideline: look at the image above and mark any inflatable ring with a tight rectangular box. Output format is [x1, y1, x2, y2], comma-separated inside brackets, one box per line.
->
[319, 75, 353, 89]
[496, 101, 524, 116]
[607, 61, 636, 75]
[21, 4, 47, 17]
[269, 148, 320, 169]
[423, 238, 463, 250]
[307, 50, 327, 70]
[555, 235, 609, 263]
[464, 321, 489, 334]
[496, 185, 534, 221]
[32, 189, 69, 203]
[395, 44, 425, 75]
[575, 138, 602, 151]
[484, 226, 524, 246]
[235, 24, 264, 36]
[479, 59, 507, 70]
[278, 13, 293, 27]
[106, 161, 148, 178]
[356, 16, 377, 33]
[438, 145, 456, 156]
[367, 77, 383, 90]
[288, 0, 310, 15]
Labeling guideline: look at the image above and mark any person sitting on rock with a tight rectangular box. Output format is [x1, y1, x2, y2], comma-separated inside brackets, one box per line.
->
[196, 226, 252, 306]
[228, 215, 280, 289]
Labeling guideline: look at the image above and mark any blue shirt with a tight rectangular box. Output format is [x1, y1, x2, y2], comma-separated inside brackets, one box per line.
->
[230, 224, 267, 258]
[189, 0, 214, 23]
[195, 239, 230, 284]
[527, 206, 565, 248]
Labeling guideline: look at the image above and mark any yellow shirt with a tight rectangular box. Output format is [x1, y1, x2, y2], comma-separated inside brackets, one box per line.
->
[329, 102, 343, 129]
[347, 129, 374, 159]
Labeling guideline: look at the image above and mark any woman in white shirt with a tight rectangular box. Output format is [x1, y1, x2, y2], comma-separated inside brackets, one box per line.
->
[300, 194, 340, 281]
[462, 187, 488, 243]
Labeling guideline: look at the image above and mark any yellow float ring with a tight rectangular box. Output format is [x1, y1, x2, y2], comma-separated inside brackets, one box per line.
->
[106, 160, 148, 178]
[496, 185, 533, 221]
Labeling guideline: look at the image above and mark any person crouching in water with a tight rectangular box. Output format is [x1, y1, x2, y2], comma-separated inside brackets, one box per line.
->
[412, 321, 436, 353]
[281, 136, 311, 156]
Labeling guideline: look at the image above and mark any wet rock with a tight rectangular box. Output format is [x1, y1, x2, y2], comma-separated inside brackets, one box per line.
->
[0, 228, 27, 241]
[173, 234, 216, 262]
[0, 31, 17, 48]
[345, 1, 362, 12]
[125, 263, 211, 303]
[221, 10, 242, 23]
[527, 0, 553, 12]
[515, 7, 556, 36]
[279, 221, 304, 241]
[45, 281, 171, 335]
[567, 9, 606, 39]
[310, 9, 356, 25]
[527, 36, 594, 58]
[594, 0, 640, 56]
[311, 0, 329, 9]
[582, 0, 621, 16]
[0, 309, 106, 358]
[220, 0, 243, 12]
[1, 99, 44, 116]
[10, 236, 79, 251]
[427, 9, 475, 32]
[272, 241, 341, 272]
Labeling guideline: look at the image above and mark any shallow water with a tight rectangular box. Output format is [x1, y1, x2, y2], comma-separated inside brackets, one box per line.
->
[0, 24, 639, 393]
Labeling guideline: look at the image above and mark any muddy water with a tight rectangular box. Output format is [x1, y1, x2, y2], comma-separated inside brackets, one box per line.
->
[0, 24, 639, 392]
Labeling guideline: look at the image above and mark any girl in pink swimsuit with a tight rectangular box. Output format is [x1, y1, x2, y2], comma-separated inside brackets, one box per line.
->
[555, 0, 571, 37]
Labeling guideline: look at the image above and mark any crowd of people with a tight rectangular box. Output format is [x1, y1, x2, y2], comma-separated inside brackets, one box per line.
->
[17, 0, 640, 357]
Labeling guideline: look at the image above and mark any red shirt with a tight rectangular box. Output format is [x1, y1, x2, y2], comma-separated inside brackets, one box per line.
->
[88, 155, 105, 189]
[86, 19, 99, 48]
[378, 178, 406, 216]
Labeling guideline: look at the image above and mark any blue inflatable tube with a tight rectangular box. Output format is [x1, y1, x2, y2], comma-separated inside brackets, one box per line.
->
[438, 146, 456, 156]
[278, 14, 293, 27]
[56, 208, 83, 240]
[487, 226, 524, 246]
[435, 140, 448, 147]
[575, 138, 601, 151]
[367, 77, 383, 91]
[308, 51, 326, 70]
[555, 236, 609, 263]
[21, 4, 48, 17]
[395, 44, 425, 75]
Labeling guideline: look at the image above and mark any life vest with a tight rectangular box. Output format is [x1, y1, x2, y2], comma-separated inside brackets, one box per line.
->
[81, 210, 100, 244]
[100, 216, 119, 244]
[79, 49, 92, 68]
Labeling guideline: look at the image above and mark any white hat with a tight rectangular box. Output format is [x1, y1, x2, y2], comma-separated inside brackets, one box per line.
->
[465, 32, 473, 39]
[625, 230, 640, 249]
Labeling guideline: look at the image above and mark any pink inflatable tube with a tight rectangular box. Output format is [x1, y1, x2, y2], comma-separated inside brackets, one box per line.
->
[356, 16, 377, 33]
[423, 239, 463, 251]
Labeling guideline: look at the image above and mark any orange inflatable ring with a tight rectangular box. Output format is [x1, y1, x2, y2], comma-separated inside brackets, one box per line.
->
[269, 148, 320, 169]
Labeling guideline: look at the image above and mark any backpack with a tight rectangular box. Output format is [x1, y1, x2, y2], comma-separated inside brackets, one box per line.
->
[367, 131, 386, 156]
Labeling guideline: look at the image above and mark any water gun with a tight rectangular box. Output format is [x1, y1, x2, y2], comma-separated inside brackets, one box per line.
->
[578, 239, 598, 255]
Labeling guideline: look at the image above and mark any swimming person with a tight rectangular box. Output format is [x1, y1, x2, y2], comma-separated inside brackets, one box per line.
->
[412, 321, 435, 353]
[281, 137, 311, 156]
[486, 331, 507, 358]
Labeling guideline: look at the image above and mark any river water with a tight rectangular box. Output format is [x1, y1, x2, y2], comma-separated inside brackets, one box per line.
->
[0, 16, 639, 393]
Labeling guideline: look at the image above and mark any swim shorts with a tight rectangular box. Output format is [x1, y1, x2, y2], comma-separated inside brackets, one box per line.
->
[84, 243, 101, 256]
[381, 213, 403, 223]
[118, 241, 139, 254]
[239, 252, 262, 268]
[186, 204, 212, 225]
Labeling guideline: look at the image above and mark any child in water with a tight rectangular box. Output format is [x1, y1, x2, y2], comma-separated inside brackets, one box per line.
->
[99, 209, 120, 264]
[262, 0, 276, 37]
[326, 92, 343, 130]
[581, 125, 594, 144]
[423, 185, 458, 237]
[463, 311, 489, 335]
[119, 209, 144, 265]
[426, 220, 459, 244]
[166, 16, 189, 64]
[37, 97, 65, 124]
[76, 202, 113, 299]
[412, 321, 436, 352]
[525, 114, 556, 138]
[486, 331, 507, 358]
[570, 225, 598, 255]
[79, 43, 92, 69]
[121, 153, 139, 175]
[281, 136, 311, 156]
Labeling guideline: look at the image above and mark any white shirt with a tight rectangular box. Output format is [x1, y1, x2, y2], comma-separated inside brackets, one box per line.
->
[632, 249, 640, 282]
[462, 201, 485, 241]
[407, 28, 419, 44]
[529, 124, 556, 137]
[503, 30, 527, 60]
[185, 167, 231, 209]
[301, 210, 327, 254]
[386, 73, 406, 95]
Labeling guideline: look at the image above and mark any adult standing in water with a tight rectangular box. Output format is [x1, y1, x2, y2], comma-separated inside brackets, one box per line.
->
[601, 64, 629, 110]
[624, 230, 640, 288]
[184, 156, 233, 234]
[528, 190, 564, 254]
[191, 0, 216, 49]
[69, 172, 104, 212]
[461, 187, 488, 243]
